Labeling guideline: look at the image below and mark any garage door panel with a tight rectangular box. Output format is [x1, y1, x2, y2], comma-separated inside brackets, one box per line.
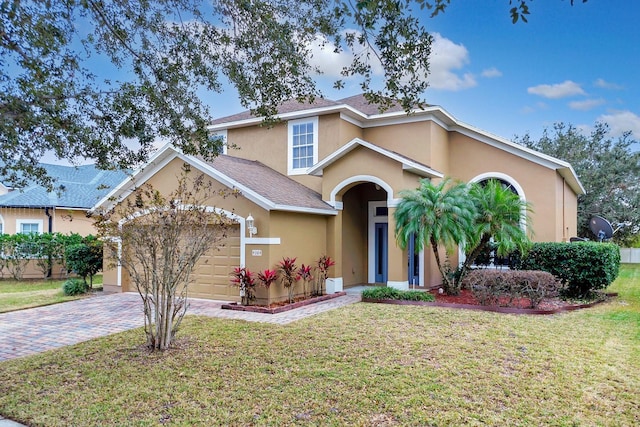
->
[189, 225, 241, 301]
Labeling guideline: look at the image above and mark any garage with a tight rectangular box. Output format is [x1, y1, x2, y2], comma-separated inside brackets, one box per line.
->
[189, 224, 241, 301]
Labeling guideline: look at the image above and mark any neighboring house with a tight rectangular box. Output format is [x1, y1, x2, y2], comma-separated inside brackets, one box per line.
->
[95, 94, 584, 303]
[0, 164, 128, 237]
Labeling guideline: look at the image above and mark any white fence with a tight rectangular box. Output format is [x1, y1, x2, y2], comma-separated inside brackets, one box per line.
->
[620, 248, 640, 263]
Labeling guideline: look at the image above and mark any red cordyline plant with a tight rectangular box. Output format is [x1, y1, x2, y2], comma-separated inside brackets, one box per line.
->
[314, 255, 336, 296]
[297, 264, 313, 297]
[230, 267, 256, 305]
[257, 268, 278, 304]
[278, 257, 297, 303]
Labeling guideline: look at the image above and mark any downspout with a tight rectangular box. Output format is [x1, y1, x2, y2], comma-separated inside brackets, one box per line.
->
[45, 207, 53, 278]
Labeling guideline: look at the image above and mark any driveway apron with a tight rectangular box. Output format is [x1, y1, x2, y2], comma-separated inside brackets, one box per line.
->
[0, 292, 360, 362]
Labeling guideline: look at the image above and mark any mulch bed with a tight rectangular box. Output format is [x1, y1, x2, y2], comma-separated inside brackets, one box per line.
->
[221, 292, 347, 314]
[363, 289, 616, 315]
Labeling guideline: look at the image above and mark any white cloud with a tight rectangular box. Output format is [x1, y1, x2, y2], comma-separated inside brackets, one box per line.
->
[481, 67, 502, 78]
[307, 33, 383, 78]
[309, 31, 477, 92]
[428, 33, 477, 91]
[527, 80, 586, 99]
[594, 78, 624, 90]
[598, 110, 640, 139]
[569, 98, 606, 111]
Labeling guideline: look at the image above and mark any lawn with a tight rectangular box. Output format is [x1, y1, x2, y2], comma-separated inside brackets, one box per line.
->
[0, 276, 102, 313]
[0, 267, 638, 426]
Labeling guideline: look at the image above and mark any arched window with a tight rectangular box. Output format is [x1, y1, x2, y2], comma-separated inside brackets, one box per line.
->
[472, 175, 524, 269]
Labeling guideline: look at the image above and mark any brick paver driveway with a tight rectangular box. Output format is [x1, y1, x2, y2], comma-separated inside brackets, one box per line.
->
[0, 292, 360, 361]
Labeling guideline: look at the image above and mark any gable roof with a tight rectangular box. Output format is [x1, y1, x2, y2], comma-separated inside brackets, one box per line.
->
[209, 93, 585, 195]
[0, 164, 129, 209]
[93, 145, 337, 216]
[308, 138, 444, 179]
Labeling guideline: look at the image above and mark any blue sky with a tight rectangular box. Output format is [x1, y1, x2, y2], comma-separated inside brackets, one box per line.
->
[208, 1, 640, 143]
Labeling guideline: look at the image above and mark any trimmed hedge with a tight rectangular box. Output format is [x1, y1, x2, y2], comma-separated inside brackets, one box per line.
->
[462, 269, 560, 308]
[516, 242, 620, 298]
[361, 287, 435, 302]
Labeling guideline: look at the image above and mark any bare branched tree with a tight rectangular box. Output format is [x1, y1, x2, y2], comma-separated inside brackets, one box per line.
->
[96, 173, 234, 350]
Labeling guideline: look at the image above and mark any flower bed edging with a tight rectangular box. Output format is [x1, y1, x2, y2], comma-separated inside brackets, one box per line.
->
[361, 294, 615, 315]
[222, 292, 347, 314]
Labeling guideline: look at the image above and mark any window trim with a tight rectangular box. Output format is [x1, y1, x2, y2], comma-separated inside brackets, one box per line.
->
[287, 116, 318, 175]
[210, 129, 228, 155]
[16, 219, 43, 235]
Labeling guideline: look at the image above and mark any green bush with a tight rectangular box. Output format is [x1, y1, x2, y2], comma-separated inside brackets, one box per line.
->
[62, 278, 88, 296]
[361, 287, 435, 302]
[516, 242, 620, 298]
[65, 239, 103, 287]
[462, 269, 560, 308]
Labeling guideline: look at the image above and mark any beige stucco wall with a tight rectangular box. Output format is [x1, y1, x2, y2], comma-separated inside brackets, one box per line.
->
[320, 146, 408, 202]
[448, 133, 578, 242]
[251, 211, 329, 304]
[0, 207, 95, 236]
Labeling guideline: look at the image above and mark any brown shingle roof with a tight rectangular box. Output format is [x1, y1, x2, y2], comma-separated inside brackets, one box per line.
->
[210, 93, 427, 125]
[210, 97, 339, 125]
[204, 155, 335, 213]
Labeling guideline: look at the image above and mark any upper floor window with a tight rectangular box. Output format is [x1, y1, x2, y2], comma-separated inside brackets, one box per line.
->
[17, 220, 42, 235]
[288, 117, 318, 175]
[209, 130, 227, 155]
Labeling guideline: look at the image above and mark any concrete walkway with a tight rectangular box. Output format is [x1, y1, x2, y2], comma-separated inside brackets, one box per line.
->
[0, 291, 361, 362]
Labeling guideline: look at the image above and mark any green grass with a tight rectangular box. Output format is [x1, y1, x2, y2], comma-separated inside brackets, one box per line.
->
[0, 267, 639, 426]
[0, 276, 102, 313]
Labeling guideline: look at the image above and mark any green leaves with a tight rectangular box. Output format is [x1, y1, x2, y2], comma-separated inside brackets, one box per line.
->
[516, 122, 640, 245]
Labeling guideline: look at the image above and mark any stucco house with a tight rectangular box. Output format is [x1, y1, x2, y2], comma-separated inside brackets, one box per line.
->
[0, 164, 128, 237]
[95, 94, 584, 304]
[0, 163, 128, 279]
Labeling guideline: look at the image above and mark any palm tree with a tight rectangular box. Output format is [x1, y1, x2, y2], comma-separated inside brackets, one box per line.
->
[461, 179, 532, 273]
[394, 178, 476, 294]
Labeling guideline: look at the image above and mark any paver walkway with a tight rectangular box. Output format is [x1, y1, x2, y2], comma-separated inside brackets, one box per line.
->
[0, 292, 361, 362]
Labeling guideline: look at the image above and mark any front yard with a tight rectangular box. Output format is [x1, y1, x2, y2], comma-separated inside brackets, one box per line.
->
[0, 277, 102, 313]
[0, 266, 638, 426]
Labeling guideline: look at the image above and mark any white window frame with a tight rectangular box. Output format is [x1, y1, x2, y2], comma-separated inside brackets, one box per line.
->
[0, 214, 4, 234]
[210, 129, 228, 155]
[288, 117, 318, 175]
[16, 219, 43, 235]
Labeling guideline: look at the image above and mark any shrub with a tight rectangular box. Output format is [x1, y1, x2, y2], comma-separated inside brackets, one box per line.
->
[65, 240, 103, 287]
[516, 242, 620, 298]
[462, 269, 560, 308]
[62, 278, 88, 296]
[362, 287, 435, 302]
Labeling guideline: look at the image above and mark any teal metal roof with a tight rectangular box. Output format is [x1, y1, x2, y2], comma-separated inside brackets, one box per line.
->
[0, 164, 128, 209]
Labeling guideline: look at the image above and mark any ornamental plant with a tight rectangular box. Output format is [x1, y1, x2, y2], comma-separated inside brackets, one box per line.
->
[256, 269, 278, 302]
[230, 267, 256, 306]
[278, 257, 298, 303]
[314, 255, 336, 296]
[297, 264, 313, 298]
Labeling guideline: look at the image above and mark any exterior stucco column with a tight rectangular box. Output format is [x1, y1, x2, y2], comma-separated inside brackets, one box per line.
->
[386, 207, 409, 290]
[325, 211, 343, 293]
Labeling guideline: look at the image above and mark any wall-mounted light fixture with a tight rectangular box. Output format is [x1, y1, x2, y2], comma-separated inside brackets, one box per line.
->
[246, 213, 257, 237]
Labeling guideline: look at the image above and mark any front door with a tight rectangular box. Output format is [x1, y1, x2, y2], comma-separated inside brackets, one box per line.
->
[374, 222, 388, 283]
[408, 233, 420, 286]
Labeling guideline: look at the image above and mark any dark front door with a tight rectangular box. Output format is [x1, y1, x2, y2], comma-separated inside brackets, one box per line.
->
[408, 233, 420, 286]
[374, 222, 388, 283]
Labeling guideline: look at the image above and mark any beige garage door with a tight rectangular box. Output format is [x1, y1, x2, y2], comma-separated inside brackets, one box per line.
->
[189, 225, 241, 301]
